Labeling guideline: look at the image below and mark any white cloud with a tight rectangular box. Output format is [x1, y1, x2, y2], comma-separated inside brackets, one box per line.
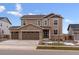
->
[7, 3, 22, 17]
[0, 6, 5, 12]
[7, 11, 22, 17]
[28, 13, 35, 15]
[64, 19, 73, 23]
[16, 4, 22, 11]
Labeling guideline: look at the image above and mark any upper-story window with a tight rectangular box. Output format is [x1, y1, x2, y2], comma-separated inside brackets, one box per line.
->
[54, 20, 57, 25]
[2, 30, 4, 34]
[54, 18, 58, 25]
[45, 21, 47, 25]
[23, 21, 25, 25]
[38, 20, 41, 26]
[42, 18, 49, 26]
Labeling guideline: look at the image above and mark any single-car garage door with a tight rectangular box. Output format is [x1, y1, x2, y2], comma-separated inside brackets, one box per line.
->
[11, 32, 19, 39]
[75, 34, 79, 40]
[22, 32, 39, 40]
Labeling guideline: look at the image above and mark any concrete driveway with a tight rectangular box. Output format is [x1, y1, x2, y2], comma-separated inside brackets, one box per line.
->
[0, 40, 39, 50]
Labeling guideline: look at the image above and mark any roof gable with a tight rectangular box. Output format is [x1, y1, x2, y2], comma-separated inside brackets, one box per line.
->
[43, 13, 55, 18]
[0, 17, 11, 24]
[68, 24, 79, 30]
[18, 24, 42, 30]
[50, 14, 63, 18]
[43, 13, 63, 18]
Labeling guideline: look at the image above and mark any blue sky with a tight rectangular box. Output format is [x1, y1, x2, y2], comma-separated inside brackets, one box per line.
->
[0, 3, 79, 34]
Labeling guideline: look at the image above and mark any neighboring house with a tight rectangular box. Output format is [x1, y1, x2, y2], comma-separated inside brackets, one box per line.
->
[0, 17, 11, 39]
[10, 13, 63, 43]
[68, 24, 79, 41]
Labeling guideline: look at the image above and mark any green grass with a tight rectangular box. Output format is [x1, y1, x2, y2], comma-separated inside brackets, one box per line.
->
[37, 45, 79, 50]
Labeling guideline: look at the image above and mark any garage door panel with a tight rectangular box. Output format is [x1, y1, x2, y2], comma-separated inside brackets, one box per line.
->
[22, 32, 39, 40]
[11, 32, 19, 39]
[76, 34, 79, 40]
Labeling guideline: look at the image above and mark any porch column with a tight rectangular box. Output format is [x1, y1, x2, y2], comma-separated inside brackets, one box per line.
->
[39, 30, 43, 44]
[9, 31, 12, 40]
[19, 31, 22, 40]
[49, 30, 51, 39]
[73, 32, 77, 41]
[9, 33, 11, 40]
[74, 34, 75, 41]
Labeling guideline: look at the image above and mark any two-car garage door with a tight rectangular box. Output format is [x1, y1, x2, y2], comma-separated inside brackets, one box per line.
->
[11, 31, 39, 40]
[22, 32, 39, 40]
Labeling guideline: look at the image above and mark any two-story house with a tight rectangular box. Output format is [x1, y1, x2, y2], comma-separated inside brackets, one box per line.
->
[0, 17, 11, 39]
[68, 24, 79, 41]
[10, 13, 63, 43]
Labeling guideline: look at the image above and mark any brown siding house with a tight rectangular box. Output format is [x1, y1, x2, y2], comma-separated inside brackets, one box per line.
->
[10, 13, 63, 43]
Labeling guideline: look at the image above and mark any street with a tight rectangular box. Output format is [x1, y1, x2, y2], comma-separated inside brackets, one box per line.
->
[0, 49, 79, 55]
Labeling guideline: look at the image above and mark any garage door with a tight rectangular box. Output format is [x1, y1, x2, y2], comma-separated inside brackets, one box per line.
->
[75, 34, 79, 40]
[11, 32, 19, 39]
[22, 32, 39, 40]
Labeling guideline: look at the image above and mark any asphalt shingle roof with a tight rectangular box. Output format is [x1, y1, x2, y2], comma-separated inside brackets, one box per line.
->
[9, 26, 20, 29]
[21, 15, 45, 19]
[0, 17, 11, 24]
[21, 13, 63, 20]
[68, 24, 79, 30]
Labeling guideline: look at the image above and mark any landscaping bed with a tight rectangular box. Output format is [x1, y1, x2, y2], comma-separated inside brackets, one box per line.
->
[37, 45, 79, 50]
[41, 42, 65, 46]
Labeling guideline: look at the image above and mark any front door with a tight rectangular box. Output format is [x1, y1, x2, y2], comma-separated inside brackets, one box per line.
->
[43, 29, 49, 38]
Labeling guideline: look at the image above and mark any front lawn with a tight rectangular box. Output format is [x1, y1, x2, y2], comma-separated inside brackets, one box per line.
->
[37, 41, 79, 50]
[37, 45, 79, 50]
[42, 42, 65, 46]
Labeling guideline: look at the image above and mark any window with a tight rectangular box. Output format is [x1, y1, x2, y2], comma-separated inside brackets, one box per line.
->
[45, 21, 47, 25]
[43, 30, 49, 38]
[2, 30, 4, 34]
[38, 21, 41, 26]
[54, 30, 58, 34]
[23, 22, 25, 25]
[54, 20, 57, 25]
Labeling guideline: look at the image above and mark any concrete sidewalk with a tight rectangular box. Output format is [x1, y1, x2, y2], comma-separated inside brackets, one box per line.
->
[0, 45, 36, 50]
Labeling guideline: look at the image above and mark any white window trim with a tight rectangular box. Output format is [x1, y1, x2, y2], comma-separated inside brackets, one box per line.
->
[37, 20, 41, 26]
